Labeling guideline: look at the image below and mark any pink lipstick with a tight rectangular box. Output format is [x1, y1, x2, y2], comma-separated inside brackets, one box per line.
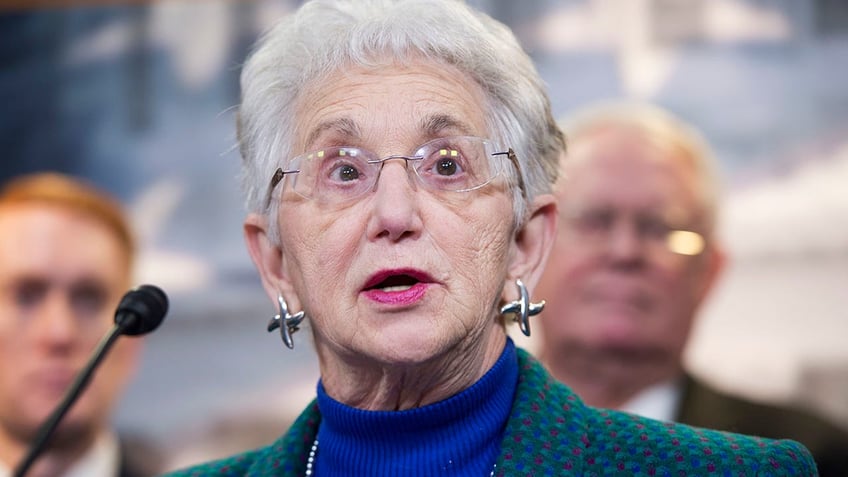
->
[362, 269, 432, 306]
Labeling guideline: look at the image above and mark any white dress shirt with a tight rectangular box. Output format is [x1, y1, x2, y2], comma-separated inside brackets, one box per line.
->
[620, 379, 683, 422]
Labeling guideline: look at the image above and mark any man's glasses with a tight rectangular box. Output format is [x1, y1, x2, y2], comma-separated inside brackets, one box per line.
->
[264, 136, 522, 207]
[561, 205, 706, 258]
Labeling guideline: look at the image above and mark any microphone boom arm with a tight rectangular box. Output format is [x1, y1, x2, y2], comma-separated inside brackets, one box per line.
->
[13, 324, 126, 477]
[12, 284, 168, 477]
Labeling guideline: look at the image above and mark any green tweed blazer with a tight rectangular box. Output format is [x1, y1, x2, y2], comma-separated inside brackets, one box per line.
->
[165, 349, 817, 476]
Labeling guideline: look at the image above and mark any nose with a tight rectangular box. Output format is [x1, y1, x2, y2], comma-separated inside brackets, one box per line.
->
[366, 159, 423, 242]
[31, 292, 80, 350]
[604, 219, 645, 265]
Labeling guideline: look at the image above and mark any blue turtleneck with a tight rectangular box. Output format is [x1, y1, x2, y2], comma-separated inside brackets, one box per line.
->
[313, 338, 518, 476]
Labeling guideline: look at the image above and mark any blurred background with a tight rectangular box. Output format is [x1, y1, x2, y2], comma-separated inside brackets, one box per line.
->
[2, 0, 847, 471]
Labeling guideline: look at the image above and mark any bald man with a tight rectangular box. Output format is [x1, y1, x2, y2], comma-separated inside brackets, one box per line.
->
[536, 102, 848, 476]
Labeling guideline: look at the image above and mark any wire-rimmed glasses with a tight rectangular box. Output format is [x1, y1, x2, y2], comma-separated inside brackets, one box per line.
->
[560, 205, 706, 258]
[263, 136, 522, 207]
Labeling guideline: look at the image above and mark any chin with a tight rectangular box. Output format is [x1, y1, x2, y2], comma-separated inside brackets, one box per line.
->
[23, 398, 63, 426]
[11, 407, 89, 443]
[367, 330, 451, 366]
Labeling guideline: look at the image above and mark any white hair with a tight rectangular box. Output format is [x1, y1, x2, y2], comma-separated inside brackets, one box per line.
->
[559, 101, 721, 234]
[237, 0, 563, 239]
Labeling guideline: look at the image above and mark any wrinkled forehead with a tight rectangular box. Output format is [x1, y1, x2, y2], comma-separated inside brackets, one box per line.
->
[290, 58, 492, 151]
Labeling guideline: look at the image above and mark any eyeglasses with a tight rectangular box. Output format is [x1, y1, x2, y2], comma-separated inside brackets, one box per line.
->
[561, 205, 706, 257]
[264, 136, 522, 207]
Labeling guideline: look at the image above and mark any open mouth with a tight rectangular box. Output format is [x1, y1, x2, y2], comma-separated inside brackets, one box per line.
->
[363, 269, 433, 292]
[365, 274, 420, 292]
[362, 269, 432, 305]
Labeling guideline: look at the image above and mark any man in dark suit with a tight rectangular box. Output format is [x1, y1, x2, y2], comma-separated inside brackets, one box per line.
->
[535, 101, 848, 476]
[0, 173, 162, 477]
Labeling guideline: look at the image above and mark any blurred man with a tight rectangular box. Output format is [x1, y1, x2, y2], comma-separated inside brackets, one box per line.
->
[536, 102, 848, 475]
[0, 173, 160, 477]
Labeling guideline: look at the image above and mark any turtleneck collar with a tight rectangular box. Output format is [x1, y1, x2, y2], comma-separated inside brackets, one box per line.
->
[313, 338, 518, 476]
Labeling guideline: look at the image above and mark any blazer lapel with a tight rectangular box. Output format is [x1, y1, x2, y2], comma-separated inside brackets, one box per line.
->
[495, 349, 588, 475]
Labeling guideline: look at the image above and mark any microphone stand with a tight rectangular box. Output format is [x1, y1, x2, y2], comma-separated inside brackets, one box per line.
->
[12, 319, 135, 477]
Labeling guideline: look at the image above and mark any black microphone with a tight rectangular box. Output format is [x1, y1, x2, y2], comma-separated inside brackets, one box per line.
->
[13, 285, 169, 477]
[114, 284, 169, 336]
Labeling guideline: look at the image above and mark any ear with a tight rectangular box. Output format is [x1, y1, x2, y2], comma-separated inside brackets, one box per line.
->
[243, 213, 300, 310]
[694, 240, 727, 306]
[506, 193, 558, 297]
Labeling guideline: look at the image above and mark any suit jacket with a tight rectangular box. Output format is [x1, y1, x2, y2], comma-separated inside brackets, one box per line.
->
[165, 349, 816, 476]
[119, 433, 166, 477]
[677, 374, 848, 477]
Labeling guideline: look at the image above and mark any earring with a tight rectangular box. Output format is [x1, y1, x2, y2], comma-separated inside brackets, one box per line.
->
[267, 294, 306, 349]
[500, 279, 545, 337]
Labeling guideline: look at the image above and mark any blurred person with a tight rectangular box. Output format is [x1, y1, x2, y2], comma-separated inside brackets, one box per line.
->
[536, 101, 848, 475]
[166, 1, 815, 475]
[0, 173, 162, 477]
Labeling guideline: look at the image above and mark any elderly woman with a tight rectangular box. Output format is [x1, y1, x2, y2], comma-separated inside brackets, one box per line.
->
[167, 0, 816, 475]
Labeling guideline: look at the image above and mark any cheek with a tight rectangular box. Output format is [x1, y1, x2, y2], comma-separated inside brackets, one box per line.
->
[310, 230, 360, 279]
[654, 258, 702, 291]
[462, 220, 509, 267]
[282, 214, 362, 306]
[666, 260, 710, 305]
[96, 339, 137, 392]
[445, 214, 513, 300]
[0, 332, 15, 385]
[0, 324, 30, 374]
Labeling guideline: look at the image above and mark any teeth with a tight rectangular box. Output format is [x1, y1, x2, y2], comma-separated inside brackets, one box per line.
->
[381, 284, 414, 292]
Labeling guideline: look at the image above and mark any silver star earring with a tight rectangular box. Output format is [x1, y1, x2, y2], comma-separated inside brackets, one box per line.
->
[267, 294, 306, 349]
[500, 279, 545, 337]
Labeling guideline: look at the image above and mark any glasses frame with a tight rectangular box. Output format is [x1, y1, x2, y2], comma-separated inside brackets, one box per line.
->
[560, 205, 706, 258]
[262, 137, 526, 208]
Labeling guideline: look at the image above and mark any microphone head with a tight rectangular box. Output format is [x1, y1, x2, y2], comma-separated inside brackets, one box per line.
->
[114, 284, 169, 336]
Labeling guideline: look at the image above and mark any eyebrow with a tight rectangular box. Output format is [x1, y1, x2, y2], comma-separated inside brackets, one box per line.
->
[303, 113, 477, 151]
[303, 117, 362, 150]
[420, 114, 476, 137]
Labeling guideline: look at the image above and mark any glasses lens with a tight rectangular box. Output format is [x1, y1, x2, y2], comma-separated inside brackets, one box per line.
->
[665, 230, 705, 256]
[564, 206, 704, 258]
[281, 137, 504, 204]
[414, 137, 495, 192]
[295, 147, 377, 201]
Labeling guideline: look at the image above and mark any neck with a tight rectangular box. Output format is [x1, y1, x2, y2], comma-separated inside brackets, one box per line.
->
[312, 338, 518, 477]
[317, 327, 506, 410]
[541, 343, 681, 409]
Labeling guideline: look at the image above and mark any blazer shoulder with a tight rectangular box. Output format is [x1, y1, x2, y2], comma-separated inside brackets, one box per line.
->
[582, 404, 818, 475]
[116, 431, 167, 477]
[680, 376, 848, 475]
[508, 350, 817, 475]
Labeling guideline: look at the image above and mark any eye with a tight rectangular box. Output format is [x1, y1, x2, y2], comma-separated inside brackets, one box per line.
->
[314, 147, 369, 184]
[573, 208, 614, 234]
[417, 142, 472, 190]
[12, 279, 47, 311]
[70, 282, 108, 317]
[435, 155, 460, 176]
[332, 163, 361, 182]
[638, 216, 672, 240]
